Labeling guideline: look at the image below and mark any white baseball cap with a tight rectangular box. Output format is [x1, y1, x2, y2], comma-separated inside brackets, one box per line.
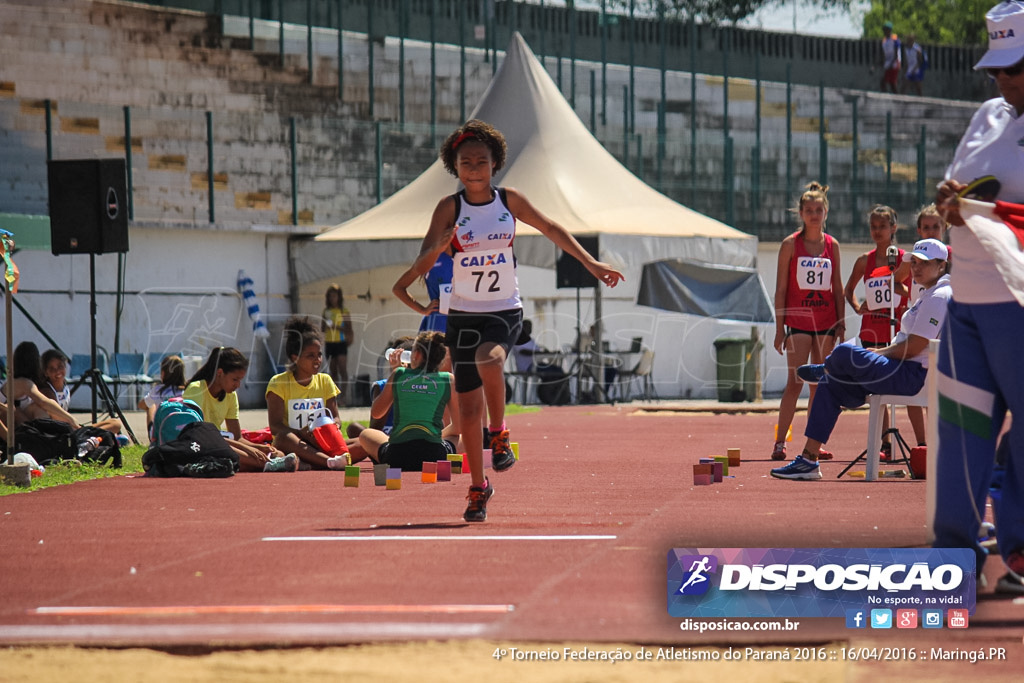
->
[910, 238, 949, 261]
[975, 2, 1024, 70]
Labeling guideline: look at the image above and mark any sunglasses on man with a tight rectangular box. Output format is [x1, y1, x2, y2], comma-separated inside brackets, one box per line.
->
[987, 60, 1024, 78]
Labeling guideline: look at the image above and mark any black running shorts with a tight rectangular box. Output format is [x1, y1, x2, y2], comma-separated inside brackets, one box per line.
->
[445, 308, 523, 393]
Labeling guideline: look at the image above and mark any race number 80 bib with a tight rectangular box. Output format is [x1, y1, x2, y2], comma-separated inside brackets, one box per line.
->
[797, 257, 832, 291]
[452, 247, 516, 302]
[288, 397, 326, 430]
[864, 274, 894, 311]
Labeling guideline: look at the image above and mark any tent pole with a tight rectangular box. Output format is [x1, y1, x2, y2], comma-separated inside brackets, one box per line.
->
[594, 282, 604, 402]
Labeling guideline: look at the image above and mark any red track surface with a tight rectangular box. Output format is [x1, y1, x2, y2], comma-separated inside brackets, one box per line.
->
[0, 407, 1020, 673]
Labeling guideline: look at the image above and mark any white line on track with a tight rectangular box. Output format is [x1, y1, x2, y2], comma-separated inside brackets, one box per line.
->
[0, 622, 491, 643]
[262, 535, 618, 542]
[32, 604, 513, 616]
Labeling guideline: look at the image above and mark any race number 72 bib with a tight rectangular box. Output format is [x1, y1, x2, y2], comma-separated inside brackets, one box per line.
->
[288, 397, 326, 430]
[451, 247, 516, 301]
[864, 274, 894, 311]
[796, 257, 832, 291]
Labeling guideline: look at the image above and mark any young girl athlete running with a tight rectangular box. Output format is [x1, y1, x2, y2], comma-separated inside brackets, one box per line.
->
[393, 119, 624, 522]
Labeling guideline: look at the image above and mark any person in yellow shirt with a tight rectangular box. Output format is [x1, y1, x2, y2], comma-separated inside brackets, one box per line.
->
[322, 284, 353, 407]
[184, 347, 292, 472]
[267, 317, 348, 469]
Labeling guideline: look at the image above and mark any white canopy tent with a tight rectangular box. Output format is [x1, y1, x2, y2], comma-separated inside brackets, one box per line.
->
[292, 33, 771, 400]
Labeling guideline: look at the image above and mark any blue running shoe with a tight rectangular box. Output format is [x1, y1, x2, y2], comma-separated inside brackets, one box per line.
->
[796, 364, 826, 384]
[770, 455, 822, 480]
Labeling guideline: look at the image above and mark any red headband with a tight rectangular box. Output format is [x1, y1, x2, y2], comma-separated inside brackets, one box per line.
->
[452, 132, 478, 149]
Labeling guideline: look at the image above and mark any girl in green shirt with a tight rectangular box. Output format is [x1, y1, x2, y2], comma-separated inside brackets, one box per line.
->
[357, 331, 461, 471]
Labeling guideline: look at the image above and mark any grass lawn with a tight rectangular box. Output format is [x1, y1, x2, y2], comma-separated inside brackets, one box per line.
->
[0, 444, 146, 496]
[0, 406, 541, 496]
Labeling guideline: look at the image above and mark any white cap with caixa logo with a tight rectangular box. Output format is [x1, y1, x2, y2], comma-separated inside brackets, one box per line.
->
[976, 1, 1024, 69]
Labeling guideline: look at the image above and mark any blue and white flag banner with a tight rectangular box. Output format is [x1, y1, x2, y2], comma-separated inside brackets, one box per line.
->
[237, 269, 269, 339]
[667, 548, 975, 618]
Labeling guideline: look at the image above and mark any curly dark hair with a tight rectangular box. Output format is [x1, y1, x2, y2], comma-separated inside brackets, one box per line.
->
[413, 331, 447, 373]
[283, 316, 324, 362]
[439, 119, 507, 177]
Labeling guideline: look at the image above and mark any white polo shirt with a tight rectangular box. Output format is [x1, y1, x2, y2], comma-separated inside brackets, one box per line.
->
[892, 274, 951, 367]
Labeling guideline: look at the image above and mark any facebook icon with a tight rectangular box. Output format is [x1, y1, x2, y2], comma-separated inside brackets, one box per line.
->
[845, 609, 866, 629]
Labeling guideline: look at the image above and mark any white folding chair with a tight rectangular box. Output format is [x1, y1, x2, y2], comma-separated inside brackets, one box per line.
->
[863, 339, 939, 481]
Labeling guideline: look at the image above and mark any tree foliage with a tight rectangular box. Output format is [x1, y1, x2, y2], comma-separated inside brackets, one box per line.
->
[603, 1, 778, 25]
[860, 1, 991, 46]
[601, 1, 992, 45]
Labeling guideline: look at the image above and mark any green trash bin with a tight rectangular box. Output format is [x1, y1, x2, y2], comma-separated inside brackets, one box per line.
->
[713, 338, 760, 402]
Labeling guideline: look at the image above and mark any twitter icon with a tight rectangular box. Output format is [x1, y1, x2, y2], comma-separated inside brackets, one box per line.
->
[870, 609, 892, 629]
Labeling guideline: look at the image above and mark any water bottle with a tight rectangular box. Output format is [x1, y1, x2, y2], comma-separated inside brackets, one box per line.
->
[77, 436, 102, 459]
[311, 414, 348, 457]
[385, 348, 412, 366]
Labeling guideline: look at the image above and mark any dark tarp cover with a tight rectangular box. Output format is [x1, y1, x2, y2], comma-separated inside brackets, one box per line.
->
[637, 259, 774, 323]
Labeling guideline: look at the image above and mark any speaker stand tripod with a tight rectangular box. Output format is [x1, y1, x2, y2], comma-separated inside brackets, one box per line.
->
[836, 424, 916, 479]
[67, 253, 137, 444]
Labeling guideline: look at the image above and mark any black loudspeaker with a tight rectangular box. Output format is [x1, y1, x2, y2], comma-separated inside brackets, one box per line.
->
[556, 235, 599, 289]
[47, 159, 129, 255]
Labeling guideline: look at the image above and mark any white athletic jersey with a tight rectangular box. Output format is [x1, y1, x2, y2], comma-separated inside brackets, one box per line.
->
[48, 381, 70, 411]
[945, 98, 1024, 305]
[448, 188, 522, 313]
[893, 274, 951, 368]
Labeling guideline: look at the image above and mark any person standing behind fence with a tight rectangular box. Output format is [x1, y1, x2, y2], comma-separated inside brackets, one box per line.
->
[392, 119, 624, 522]
[771, 182, 845, 462]
[879, 21, 902, 93]
[902, 33, 926, 96]
[322, 284, 353, 407]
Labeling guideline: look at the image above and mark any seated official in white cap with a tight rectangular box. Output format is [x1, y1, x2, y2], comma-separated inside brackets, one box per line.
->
[771, 239, 951, 480]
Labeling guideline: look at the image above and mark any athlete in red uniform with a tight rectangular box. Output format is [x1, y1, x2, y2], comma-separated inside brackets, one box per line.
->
[772, 182, 845, 461]
[845, 205, 922, 454]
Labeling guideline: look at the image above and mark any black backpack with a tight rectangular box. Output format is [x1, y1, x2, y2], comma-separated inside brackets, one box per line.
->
[13, 419, 121, 467]
[13, 418, 76, 463]
[141, 421, 239, 478]
[73, 425, 122, 468]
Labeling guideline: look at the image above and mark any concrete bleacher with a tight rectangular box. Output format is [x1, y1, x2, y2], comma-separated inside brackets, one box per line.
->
[0, 0, 984, 240]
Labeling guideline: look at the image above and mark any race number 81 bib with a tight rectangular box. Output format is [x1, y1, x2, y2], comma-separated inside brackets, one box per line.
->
[288, 397, 326, 430]
[797, 257, 832, 291]
[452, 247, 516, 301]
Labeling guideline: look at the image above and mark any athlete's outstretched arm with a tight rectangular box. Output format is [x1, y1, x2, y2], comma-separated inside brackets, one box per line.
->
[503, 188, 624, 288]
